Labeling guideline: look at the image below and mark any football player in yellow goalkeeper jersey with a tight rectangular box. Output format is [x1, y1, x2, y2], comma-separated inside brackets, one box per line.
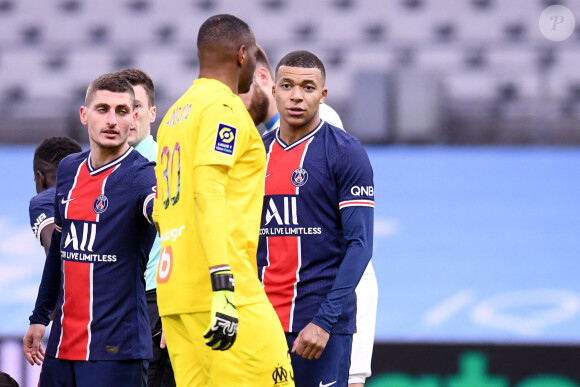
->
[152, 14, 293, 387]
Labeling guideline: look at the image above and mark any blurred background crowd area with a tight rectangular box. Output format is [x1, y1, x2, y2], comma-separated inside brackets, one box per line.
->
[0, 0, 579, 145]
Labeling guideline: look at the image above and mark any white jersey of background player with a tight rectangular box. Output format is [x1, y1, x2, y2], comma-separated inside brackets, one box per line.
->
[239, 45, 378, 386]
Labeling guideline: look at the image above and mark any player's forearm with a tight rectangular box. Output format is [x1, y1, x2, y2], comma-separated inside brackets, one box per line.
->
[193, 165, 230, 268]
[30, 229, 62, 325]
[312, 207, 374, 332]
[40, 224, 55, 255]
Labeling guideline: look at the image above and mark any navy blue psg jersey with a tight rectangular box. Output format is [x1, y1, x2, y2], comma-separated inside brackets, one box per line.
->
[257, 121, 374, 334]
[29, 186, 56, 247]
[30, 147, 156, 361]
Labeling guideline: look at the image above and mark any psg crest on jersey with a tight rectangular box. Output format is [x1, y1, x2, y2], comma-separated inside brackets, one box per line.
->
[93, 194, 108, 214]
[291, 168, 309, 187]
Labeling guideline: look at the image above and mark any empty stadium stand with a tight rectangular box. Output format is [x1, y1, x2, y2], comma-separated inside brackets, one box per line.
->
[0, 0, 578, 144]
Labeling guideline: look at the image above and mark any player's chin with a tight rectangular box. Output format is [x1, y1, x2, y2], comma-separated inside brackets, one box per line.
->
[98, 137, 127, 149]
[284, 113, 309, 127]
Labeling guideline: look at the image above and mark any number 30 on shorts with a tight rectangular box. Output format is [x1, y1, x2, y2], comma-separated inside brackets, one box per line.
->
[159, 143, 181, 209]
[157, 245, 173, 283]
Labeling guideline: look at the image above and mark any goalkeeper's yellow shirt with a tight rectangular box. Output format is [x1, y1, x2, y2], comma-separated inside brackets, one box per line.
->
[153, 78, 268, 316]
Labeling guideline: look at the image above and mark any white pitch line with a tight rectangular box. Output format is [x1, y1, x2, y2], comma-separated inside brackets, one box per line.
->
[423, 290, 475, 326]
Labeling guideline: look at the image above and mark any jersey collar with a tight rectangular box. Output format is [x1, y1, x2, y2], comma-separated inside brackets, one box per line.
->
[274, 119, 324, 151]
[87, 147, 133, 175]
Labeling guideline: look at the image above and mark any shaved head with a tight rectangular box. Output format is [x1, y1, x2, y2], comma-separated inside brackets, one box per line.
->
[197, 14, 254, 55]
[196, 14, 257, 94]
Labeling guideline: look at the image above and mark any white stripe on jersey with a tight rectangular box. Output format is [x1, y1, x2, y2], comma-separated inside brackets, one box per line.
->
[339, 200, 375, 209]
[143, 193, 156, 224]
[56, 267, 66, 358]
[289, 236, 302, 332]
[36, 217, 55, 242]
[86, 263, 94, 360]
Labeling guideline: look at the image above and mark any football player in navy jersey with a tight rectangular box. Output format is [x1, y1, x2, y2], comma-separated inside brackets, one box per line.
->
[23, 72, 157, 387]
[241, 47, 378, 386]
[257, 50, 374, 387]
[241, 46, 378, 387]
[30, 136, 82, 255]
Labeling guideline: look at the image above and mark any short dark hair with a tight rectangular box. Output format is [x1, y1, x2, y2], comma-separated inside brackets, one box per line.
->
[115, 68, 155, 107]
[197, 14, 253, 51]
[275, 50, 326, 82]
[0, 372, 18, 387]
[85, 72, 135, 106]
[256, 44, 273, 78]
[34, 136, 82, 167]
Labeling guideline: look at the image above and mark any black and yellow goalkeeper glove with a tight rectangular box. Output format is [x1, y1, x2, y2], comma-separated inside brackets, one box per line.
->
[203, 269, 238, 351]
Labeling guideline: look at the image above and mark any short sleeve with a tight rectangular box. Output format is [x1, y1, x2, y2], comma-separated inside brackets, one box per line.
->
[29, 191, 55, 243]
[133, 161, 157, 224]
[197, 98, 250, 169]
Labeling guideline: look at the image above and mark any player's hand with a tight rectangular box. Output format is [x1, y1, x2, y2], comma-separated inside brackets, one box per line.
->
[291, 322, 330, 360]
[160, 329, 167, 349]
[23, 324, 46, 366]
[203, 269, 238, 351]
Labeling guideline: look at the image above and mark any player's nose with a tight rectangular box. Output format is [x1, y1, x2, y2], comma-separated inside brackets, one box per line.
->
[106, 110, 118, 126]
[289, 86, 303, 101]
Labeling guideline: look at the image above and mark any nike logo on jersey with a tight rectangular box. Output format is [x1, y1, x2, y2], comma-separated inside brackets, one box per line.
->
[320, 382, 337, 387]
[61, 197, 77, 204]
[265, 174, 273, 178]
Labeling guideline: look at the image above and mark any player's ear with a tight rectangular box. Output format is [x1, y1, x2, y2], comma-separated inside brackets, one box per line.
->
[149, 106, 157, 123]
[237, 45, 246, 67]
[79, 106, 88, 126]
[320, 87, 328, 104]
[271, 84, 276, 98]
[257, 67, 269, 86]
[36, 170, 47, 190]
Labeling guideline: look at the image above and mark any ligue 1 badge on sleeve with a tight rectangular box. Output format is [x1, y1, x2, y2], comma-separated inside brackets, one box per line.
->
[291, 168, 308, 187]
[93, 194, 109, 214]
[214, 123, 237, 155]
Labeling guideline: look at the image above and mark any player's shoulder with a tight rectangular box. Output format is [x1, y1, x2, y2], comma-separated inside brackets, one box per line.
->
[322, 121, 364, 150]
[321, 123, 372, 173]
[29, 186, 56, 208]
[261, 127, 277, 147]
[193, 79, 252, 126]
[127, 147, 156, 171]
[193, 78, 237, 106]
[61, 149, 89, 166]
[56, 149, 89, 176]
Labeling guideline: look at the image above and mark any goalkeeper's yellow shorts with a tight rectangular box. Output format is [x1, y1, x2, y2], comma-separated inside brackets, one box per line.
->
[162, 299, 294, 387]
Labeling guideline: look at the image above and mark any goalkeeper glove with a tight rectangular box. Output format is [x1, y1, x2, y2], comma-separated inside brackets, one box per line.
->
[203, 269, 238, 351]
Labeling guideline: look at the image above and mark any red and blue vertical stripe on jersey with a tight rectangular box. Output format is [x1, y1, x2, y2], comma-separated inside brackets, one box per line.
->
[57, 161, 117, 360]
[262, 137, 313, 332]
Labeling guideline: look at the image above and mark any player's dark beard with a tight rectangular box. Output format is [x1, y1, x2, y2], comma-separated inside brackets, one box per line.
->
[247, 85, 269, 126]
